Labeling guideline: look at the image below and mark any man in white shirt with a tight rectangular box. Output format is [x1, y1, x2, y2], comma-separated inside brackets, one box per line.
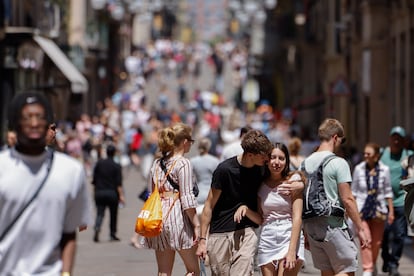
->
[0, 92, 91, 275]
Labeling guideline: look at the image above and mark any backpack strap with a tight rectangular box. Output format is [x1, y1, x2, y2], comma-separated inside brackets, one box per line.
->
[301, 153, 337, 173]
[321, 154, 337, 169]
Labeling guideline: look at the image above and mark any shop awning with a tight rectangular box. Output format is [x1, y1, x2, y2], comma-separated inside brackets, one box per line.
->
[33, 35, 88, 93]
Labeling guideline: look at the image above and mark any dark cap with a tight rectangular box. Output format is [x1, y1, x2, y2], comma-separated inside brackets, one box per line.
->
[8, 92, 54, 131]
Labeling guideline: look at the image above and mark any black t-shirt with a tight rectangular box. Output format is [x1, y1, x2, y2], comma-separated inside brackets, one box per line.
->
[210, 156, 265, 233]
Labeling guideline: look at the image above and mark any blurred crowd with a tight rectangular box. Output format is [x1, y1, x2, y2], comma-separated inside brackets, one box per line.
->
[0, 38, 323, 180]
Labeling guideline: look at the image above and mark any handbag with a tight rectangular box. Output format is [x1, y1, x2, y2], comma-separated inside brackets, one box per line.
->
[135, 159, 178, 237]
[0, 150, 54, 242]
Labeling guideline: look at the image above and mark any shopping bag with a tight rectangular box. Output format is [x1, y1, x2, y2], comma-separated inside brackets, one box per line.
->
[135, 184, 163, 237]
[135, 159, 179, 238]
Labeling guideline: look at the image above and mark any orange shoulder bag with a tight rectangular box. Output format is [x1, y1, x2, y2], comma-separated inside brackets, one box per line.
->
[135, 159, 178, 237]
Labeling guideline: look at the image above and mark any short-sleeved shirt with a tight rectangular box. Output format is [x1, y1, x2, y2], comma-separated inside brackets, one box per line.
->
[0, 149, 92, 275]
[352, 161, 393, 214]
[380, 147, 413, 207]
[190, 154, 220, 204]
[210, 156, 265, 233]
[302, 151, 352, 228]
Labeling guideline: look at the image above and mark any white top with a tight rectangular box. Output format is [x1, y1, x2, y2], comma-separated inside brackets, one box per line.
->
[352, 161, 393, 214]
[0, 149, 92, 275]
[258, 173, 301, 223]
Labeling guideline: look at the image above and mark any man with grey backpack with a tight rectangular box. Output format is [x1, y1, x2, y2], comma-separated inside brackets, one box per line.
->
[301, 118, 370, 276]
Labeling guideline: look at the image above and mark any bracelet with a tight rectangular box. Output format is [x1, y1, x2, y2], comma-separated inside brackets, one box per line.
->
[62, 272, 71, 276]
[199, 237, 207, 241]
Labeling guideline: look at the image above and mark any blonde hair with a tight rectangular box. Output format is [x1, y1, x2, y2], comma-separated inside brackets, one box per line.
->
[318, 118, 344, 142]
[158, 122, 192, 158]
[198, 137, 212, 154]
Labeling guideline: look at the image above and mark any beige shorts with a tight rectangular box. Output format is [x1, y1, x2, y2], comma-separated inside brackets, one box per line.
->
[207, 227, 258, 276]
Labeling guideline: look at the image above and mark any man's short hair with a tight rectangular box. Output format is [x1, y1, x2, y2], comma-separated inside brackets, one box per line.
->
[241, 129, 273, 155]
[318, 118, 345, 141]
[8, 92, 54, 131]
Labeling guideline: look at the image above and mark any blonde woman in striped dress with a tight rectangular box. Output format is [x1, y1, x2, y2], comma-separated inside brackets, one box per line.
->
[144, 122, 201, 276]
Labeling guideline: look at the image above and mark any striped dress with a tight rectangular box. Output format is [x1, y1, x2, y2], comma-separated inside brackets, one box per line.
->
[144, 155, 197, 251]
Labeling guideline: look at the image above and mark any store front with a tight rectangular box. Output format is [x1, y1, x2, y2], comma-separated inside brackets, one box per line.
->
[0, 28, 89, 145]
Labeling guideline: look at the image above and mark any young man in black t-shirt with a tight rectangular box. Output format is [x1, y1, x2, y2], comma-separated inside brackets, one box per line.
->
[196, 129, 272, 275]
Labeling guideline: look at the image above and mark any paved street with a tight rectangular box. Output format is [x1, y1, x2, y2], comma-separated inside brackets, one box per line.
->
[73, 165, 414, 276]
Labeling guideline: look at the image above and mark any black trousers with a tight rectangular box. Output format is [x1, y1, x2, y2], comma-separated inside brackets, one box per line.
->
[94, 190, 119, 235]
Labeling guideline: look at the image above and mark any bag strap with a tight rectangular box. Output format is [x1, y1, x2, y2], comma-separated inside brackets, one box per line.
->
[160, 158, 180, 191]
[301, 154, 336, 173]
[0, 150, 55, 242]
[154, 158, 178, 192]
[163, 194, 180, 221]
[154, 159, 179, 221]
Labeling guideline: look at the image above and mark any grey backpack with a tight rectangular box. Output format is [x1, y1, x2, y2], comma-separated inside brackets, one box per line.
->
[301, 154, 345, 219]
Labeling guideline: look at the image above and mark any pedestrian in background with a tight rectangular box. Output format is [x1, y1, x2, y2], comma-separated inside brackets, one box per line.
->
[234, 142, 305, 276]
[92, 144, 124, 242]
[220, 125, 252, 161]
[190, 137, 220, 214]
[1, 130, 17, 151]
[142, 122, 200, 276]
[380, 126, 413, 276]
[352, 142, 394, 276]
[0, 92, 91, 275]
[301, 118, 369, 276]
[288, 136, 306, 170]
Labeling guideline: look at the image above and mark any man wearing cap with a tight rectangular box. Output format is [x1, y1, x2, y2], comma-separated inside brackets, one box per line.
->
[0, 92, 91, 275]
[380, 126, 413, 276]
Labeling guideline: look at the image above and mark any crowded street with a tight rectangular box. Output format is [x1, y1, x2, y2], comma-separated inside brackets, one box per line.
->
[2, 1, 414, 276]
[72, 165, 414, 276]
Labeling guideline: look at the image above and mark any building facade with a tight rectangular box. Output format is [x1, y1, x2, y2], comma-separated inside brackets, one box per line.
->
[291, 0, 414, 148]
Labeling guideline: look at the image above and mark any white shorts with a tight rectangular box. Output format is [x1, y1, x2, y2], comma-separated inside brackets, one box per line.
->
[257, 218, 305, 267]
